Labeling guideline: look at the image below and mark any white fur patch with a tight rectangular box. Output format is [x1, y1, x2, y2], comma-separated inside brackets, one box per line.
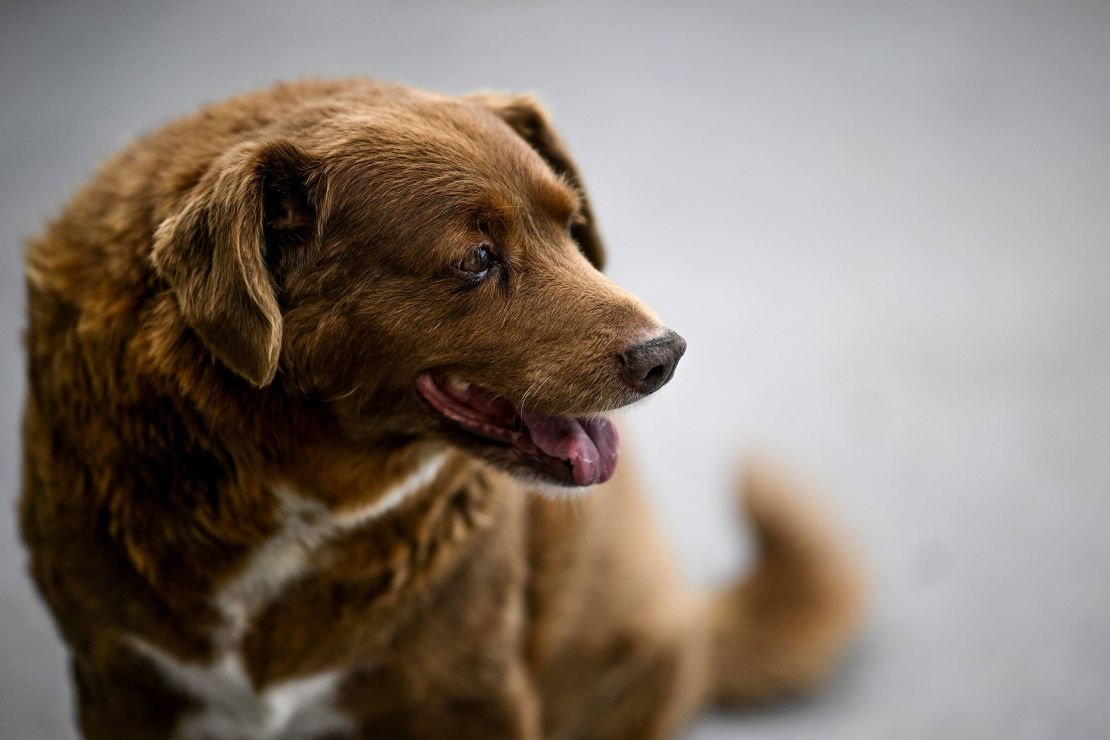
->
[129, 644, 350, 740]
[130, 452, 446, 739]
[215, 452, 445, 648]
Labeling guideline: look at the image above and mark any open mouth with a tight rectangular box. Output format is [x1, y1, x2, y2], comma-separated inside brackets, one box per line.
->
[416, 373, 619, 487]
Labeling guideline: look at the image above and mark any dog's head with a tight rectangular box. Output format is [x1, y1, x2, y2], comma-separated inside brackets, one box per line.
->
[152, 90, 684, 487]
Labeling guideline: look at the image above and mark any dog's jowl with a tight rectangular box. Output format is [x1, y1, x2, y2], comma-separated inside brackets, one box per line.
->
[22, 79, 863, 739]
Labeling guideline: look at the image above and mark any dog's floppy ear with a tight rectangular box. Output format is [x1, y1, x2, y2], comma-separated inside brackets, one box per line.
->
[151, 140, 317, 387]
[468, 93, 606, 270]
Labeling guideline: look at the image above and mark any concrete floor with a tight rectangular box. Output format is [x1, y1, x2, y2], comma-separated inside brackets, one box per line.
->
[2, 1, 1109, 738]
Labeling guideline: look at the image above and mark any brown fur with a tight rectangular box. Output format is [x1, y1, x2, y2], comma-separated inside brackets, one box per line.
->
[21, 78, 863, 739]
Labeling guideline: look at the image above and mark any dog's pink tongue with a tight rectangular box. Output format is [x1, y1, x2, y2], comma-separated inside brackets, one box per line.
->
[521, 413, 620, 486]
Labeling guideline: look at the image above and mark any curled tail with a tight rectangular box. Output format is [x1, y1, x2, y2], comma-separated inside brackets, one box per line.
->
[708, 462, 866, 706]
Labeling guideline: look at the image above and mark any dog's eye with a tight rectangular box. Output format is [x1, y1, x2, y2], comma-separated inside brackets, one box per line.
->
[454, 243, 495, 278]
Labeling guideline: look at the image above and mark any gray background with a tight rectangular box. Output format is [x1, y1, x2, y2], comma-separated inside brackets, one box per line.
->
[2, 1, 1109, 738]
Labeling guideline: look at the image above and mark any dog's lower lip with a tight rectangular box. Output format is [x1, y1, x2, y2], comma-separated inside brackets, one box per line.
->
[415, 373, 619, 486]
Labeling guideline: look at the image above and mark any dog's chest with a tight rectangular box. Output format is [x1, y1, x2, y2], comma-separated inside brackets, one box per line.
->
[131, 454, 448, 740]
[132, 649, 350, 740]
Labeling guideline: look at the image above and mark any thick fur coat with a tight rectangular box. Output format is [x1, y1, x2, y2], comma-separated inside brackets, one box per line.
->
[22, 79, 863, 739]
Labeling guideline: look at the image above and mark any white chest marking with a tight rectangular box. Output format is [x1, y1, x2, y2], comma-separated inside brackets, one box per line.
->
[130, 647, 350, 740]
[130, 453, 447, 740]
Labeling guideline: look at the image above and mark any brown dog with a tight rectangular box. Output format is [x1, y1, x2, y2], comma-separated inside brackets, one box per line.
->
[22, 78, 862, 739]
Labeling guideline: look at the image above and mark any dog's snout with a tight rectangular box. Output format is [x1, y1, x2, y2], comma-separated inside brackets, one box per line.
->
[619, 329, 686, 395]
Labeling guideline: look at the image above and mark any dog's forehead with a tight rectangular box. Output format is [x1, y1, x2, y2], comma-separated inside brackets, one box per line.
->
[322, 101, 578, 223]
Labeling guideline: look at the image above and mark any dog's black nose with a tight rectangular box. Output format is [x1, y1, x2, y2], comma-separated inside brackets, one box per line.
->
[619, 329, 686, 395]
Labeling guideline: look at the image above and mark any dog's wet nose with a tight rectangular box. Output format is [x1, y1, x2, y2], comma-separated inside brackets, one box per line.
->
[619, 329, 686, 395]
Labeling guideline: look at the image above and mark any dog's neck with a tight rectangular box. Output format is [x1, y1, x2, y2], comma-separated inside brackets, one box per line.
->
[116, 389, 459, 602]
[274, 431, 447, 508]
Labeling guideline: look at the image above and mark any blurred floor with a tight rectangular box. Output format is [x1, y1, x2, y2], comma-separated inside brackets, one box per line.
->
[2, 1, 1108, 738]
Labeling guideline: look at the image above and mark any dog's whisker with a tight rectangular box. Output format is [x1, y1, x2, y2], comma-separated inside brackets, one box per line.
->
[324, 385, 361, 402]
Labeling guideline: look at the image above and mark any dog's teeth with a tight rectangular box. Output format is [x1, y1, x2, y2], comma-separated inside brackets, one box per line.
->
[447, 377, 471, 393]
